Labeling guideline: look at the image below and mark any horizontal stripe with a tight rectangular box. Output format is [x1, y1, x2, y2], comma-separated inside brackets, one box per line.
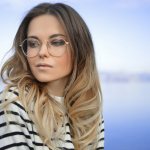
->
[58, 147, 75, 150]
[32, 141, 45, 146]
[0, 99, 26, 113]
[12, 101, 27, 112]
[65, 140, 72, 143]
[0, 94, 26, 113]
[88, 137, 104, 146]
[0, 131, 31, 140]
[99, 120, 104, 126]
[98, 138, 105, 142]
[0, 142, 34, 150]
[65, 123, 70, 127]
[99, 129, 105, 133]
[66, 132, 71, 135]
[0, 121, 25, 128]
[32, 141, 67, 148]
[0, 110, 33, 124]
[8, 89, 19, 96]
[0, 121, 39, 136]
[96, 147, 104, 150]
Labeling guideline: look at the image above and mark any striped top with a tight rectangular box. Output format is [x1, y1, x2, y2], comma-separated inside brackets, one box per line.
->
[0, 88, 104, 150]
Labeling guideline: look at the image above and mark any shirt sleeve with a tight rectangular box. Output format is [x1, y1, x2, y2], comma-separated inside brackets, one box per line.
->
[0, 91, 35, 150]
[96, 119, 105, 150]
[87, 118, 104, 150]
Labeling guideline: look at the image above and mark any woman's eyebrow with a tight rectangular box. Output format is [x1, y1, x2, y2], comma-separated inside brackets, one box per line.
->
[49, 34, 66, 39]
[27, 35, 39, 39]
[27, 34, 66, 40]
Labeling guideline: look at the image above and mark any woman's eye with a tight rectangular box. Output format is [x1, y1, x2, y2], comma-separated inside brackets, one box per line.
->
[28, 42, 39, 48]
[51, 40, 65, 46]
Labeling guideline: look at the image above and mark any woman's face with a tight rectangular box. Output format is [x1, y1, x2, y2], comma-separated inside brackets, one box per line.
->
[27, 14, 72, 85]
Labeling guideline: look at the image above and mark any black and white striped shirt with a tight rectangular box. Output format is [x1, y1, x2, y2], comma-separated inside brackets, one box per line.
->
[0, 88, 104, 150]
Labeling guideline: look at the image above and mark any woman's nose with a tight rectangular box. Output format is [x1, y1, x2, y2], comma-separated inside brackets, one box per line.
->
[38, 41, 50, 58]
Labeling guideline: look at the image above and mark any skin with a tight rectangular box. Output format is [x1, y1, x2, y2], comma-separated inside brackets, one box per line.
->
[27, 15, 72, 97]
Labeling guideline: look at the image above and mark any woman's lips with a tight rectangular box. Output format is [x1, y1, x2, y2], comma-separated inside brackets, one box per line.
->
[36, 63, 53, 69]
[37, 66, 52, 69]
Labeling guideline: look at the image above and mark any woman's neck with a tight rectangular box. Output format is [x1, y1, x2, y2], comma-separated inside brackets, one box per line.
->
[46, 76, 69, 97]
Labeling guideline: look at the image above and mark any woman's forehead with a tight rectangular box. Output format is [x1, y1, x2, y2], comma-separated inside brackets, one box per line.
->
[27, 15, 67, 40]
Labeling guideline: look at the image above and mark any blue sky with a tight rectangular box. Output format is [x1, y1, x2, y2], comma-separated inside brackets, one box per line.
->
[0, 0, 150, 73]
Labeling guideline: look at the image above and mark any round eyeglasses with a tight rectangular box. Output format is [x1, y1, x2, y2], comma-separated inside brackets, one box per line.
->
[19, 37, 69, 57]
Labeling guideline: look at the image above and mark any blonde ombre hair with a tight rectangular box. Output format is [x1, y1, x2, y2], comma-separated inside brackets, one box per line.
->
[0, 3, 103, 150]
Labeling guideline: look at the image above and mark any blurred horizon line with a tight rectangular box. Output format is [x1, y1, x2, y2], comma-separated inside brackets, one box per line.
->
[99, 71, 150, 82]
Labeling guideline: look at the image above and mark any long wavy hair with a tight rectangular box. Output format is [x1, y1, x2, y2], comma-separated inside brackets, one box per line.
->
[0, 3, 103, 150]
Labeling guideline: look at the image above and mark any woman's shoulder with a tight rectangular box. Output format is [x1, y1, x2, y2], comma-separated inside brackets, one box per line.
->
[0, 86, 27, 114]
[0, 87, 36, 150]
[0, 86, 33, 129]
[0, 86, 19, 97]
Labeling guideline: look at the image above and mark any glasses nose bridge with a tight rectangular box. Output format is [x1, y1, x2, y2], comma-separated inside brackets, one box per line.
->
[40, 40, 50, 50]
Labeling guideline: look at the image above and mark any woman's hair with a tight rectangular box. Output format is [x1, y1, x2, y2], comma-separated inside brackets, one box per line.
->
[0, 3, 103, 150]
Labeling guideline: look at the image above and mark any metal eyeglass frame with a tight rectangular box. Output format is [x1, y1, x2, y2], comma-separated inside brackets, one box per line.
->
[19, 37, 69, 58]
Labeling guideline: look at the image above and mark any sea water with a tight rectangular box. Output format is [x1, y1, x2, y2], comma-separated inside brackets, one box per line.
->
[101, 82, 150, 150]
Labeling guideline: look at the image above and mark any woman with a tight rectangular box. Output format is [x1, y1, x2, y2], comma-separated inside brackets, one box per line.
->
[0, 3, 104, 150]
